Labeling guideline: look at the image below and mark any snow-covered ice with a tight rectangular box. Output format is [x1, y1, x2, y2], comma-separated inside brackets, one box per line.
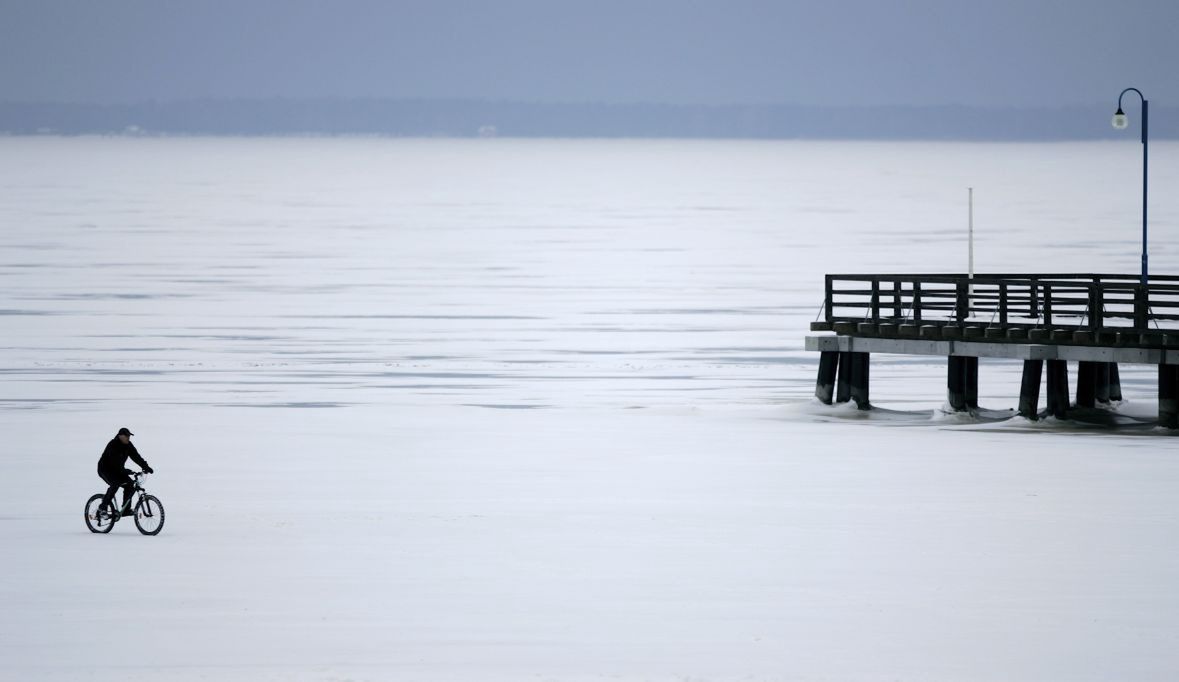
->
[2, 137, 1179, 681]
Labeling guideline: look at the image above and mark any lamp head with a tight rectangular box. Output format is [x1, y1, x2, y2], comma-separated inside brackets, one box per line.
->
[1112, 108, 1129, 130]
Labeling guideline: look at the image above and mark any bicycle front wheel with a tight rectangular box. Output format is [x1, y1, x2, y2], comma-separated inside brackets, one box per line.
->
[85, 494, 114, 533]
[134, 494, 165, 536]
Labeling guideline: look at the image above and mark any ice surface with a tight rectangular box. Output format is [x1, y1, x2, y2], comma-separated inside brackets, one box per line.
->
[2, 137, 1179, 681]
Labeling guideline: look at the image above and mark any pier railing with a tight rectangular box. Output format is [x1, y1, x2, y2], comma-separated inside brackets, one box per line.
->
[817, 273, 1179, 343]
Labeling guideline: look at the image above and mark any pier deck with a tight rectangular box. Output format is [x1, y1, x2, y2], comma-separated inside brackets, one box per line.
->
[806, 273, 1179, 427]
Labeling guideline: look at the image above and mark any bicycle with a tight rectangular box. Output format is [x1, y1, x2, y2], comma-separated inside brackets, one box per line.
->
[85, 471, 165, 536]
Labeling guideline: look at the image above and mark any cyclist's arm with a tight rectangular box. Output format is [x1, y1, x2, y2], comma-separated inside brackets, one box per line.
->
[128, 443, 150, 471]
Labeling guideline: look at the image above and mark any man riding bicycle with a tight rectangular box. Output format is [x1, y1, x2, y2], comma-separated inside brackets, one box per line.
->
[97, 427, 153, 516]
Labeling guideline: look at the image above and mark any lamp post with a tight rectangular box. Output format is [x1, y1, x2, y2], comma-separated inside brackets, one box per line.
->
[1112, 87, 1148, 285]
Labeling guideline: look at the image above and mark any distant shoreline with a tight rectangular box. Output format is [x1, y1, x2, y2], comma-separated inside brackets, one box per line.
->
[4, 133, 1176, 144]
[2, 99, 1173, 141]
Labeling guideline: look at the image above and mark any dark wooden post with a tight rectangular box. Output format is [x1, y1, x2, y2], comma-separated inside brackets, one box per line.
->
[892, 280, 902, 319]
[836, 351, 852, 404]
[947, 356, 980, 412]
[815, 351, 839, 404]
[1134, 285, 1148, 330]
[1088, 283, 1103, 330]
[1046, 359, 1069, 420]
[825, 275, 834, 323]
[964, 356, 979, 409]
[1043, 284, 1054, 327]
[1076, 361, 1097, 408]
[999, 283, 1008, 326]
[913, 282, 922, 323]
[850, 352, 870, 410]
[1160, 364, 1179, 429]
[947, 356, 966, 411]
[1029, 278, 1040, 318]
[1018, 360, 1044, 419]
[871, 279, 880, 323]
[956, 280, 969, 322]
[1096, 362, 1112, 404]
[1109, 363, 1123, 401]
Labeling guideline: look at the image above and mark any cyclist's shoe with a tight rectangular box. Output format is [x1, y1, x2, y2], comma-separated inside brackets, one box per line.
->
[119, 507, 134, 517]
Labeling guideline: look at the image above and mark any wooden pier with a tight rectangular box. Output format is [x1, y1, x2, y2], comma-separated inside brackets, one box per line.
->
[806, 273, 1179, 427]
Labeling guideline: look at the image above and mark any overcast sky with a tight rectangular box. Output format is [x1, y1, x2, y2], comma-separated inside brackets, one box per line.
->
[1, 0, 1176, 108]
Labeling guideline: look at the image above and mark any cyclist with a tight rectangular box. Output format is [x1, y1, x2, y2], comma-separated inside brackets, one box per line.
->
[97, 427, 153, 516]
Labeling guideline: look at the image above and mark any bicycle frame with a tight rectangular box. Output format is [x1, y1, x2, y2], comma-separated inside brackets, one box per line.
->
[128, 474, 149, 515]
[102, 472, 149, 518]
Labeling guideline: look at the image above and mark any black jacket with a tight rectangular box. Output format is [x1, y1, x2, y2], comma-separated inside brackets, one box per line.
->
[98, 437, 149, 474]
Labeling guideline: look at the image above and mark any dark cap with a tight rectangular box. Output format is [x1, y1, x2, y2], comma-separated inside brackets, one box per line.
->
[117, 427, 134, 437]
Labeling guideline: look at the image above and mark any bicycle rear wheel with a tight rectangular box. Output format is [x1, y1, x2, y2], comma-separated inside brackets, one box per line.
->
[134, 494, 165, 536]
[85, 494, 115, 533]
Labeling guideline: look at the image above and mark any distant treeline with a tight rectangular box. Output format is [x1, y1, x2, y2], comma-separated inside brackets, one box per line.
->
[0, 99, 1173, 140]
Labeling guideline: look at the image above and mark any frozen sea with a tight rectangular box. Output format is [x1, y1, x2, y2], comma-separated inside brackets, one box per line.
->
[3, 137, 1179, 681]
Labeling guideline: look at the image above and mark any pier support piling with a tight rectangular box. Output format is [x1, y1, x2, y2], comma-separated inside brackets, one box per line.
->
[1078, 361, 1118, 406]
[814, 351, 839, 404]
[849, 352, 870, 410]
[1018, 359, 1043, 419]
[806, 330, 1171, 427]
[1109, 363, 1123, 402]
[947, 356, 965, 411]
[947, 356, 979, 412]
[836, 352, 852, 404]
[964, 356, 979, 409]
[1095, 362, 1111, 404]
[1161, 364, 1179, 429]
[1076, 361, 1097, 408]
[1046, 359, 1069, 419]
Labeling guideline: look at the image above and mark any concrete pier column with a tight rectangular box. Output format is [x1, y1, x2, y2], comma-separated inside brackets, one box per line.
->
[1046, 359, 1069, 420]
[1160, 364, 1179, 429]
[1109, 363, 1123, 402]
[815, 351, 839, 404]
[1018, 359, 1043, 419]
[836, 351, 852, 404]
[849, 352, 870, 410]
[1076, 361, 1097, 409]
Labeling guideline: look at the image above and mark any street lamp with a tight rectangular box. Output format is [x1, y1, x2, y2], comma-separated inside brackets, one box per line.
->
[1112, 87, 1148, 285]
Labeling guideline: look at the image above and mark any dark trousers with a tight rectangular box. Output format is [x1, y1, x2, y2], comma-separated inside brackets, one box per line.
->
[98, 466, 134, 511]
